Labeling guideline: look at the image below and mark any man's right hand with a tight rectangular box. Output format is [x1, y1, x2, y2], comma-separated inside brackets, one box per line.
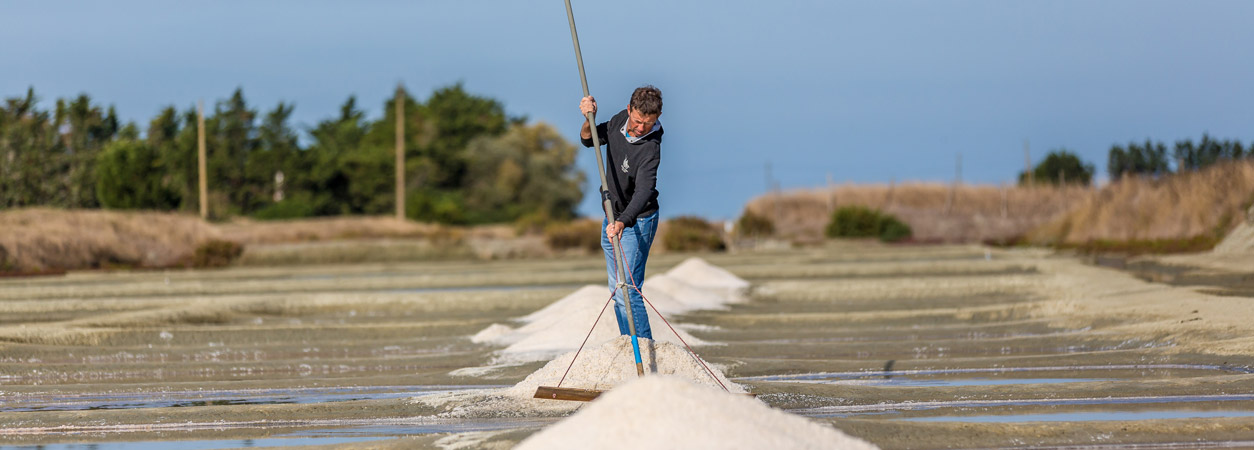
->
[580, 96, 597, 141]
[580, 96, 597, 117]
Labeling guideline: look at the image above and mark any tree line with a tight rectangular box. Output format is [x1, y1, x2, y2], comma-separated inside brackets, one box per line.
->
[1017, 134, 1252, 187]
[1108, 134, 1250, 181]
[0, 84, 585, 224]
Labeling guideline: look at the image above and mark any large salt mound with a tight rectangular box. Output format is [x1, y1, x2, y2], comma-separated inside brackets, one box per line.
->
[668, 257, 750, 297]
[516, 375, 878, 450]
[470, 286, 710, 365]
[419, 337, 743, 418]
[644, 273, 736, 312]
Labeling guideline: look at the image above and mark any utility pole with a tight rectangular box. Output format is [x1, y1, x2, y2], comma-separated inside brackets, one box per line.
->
[826, 171, 834, 213]
[197, 100, 208, 219]
[765, 161, 778, 222]
[946, 153, 961, 215]
[1000, 183, 1008, 219]
[395, 84, 406, 221]
[1024, 140, 1033, 187]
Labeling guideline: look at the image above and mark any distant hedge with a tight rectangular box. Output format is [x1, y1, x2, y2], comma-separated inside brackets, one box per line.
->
[663, 216, 726, 252]
[824, 206, 912, 243]
[735, 210, 774, 238]
[544, 219, 602, 253]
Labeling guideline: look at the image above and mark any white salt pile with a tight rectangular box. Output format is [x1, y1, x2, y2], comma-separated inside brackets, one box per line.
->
[465, 258, 747, 365]
[515, 375, 878, 450]
[667, 257, 752, 293]
[485, 288, 710, 364]
[418, 336, 743, 418]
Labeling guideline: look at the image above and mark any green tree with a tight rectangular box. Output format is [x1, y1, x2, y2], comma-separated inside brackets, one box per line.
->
[95, 139, 179, 209]
[55, 94, 119, 207]
[1, 88, 60, 207]
[245, 102, 306, 217]
[1108, 139, 1169, 181]
[1019, 149, 1094, 186]
[200, 88, 262, 216]
[460, 122, 584, 224]
[304, 96, 389, 216]
[362, 83, 509, 222]
[419, 82, 511, 190]
[1173, 134, 1246, 172]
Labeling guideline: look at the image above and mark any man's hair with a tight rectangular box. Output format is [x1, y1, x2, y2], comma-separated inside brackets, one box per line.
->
[629, 85, 663, 116]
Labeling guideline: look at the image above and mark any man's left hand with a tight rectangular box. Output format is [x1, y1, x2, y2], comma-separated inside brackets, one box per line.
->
[606, 221, 626, 239]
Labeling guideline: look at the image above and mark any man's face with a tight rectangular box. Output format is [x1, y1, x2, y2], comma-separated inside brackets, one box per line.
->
[626, 107, 659, 138]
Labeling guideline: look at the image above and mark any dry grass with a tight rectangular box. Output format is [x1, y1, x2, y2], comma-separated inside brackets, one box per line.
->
[0, 211, 559, 273]
[1030, 161, 1254, 248]
[744, 183, 1092, 244]
[0, 208, 221, 273]
[217, 216, 440, 245]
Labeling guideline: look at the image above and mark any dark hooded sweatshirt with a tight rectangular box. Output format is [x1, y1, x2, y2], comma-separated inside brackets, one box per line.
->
[581, 108, 662, 227]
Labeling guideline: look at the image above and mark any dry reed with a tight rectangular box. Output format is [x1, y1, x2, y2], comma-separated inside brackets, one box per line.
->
[217, 216, 439, 245]
[744, 183, 1092, 244]
[0, 208, 221, 272]
[0, 211, 545, 273]
[1030, 160, 1254, 247]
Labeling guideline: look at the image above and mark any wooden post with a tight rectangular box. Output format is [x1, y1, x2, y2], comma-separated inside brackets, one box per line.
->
[1024, 140, 1033, 187]
[395, 85, 405, 221]
[197, 100, 208, 219]
[883, 178, 895, 210]
[946, 153, 960, 215]
[826, 171, 834, 213]
[1000, 183, 1009, 219]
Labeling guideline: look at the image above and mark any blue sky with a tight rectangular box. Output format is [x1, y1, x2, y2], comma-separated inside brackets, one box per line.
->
[4, 0, 1253, 220]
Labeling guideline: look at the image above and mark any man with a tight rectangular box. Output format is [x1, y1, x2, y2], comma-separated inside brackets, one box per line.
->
[579, 86, 663, 340]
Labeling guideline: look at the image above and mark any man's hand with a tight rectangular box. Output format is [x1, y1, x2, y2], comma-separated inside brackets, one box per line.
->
[606, 220, 625, 239]
[580, 96, 597, 141]
[580, 96, 597, 116]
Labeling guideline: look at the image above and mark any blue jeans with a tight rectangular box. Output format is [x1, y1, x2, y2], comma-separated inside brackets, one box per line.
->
[602, 211, 658, 340]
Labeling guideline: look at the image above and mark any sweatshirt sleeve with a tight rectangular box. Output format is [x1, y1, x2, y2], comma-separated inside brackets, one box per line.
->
[615, 143, 661, 227]
[580, 120, 611, 148]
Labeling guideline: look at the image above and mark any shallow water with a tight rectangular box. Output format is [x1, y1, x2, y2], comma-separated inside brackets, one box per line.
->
[0, 436, 390, 450]
[903, 410, 1254, 423]
[795, 394, 1254, 417]
[0, 385, 504, 412]
[739, 364, 1254, 384]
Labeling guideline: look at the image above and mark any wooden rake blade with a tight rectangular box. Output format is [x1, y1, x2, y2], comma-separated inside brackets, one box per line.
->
[535, 385, 757, 402]
[534, 385, 603, 402]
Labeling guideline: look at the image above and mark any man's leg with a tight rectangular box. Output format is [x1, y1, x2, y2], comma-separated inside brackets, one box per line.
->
[602, 219, 632, 336]
[622, 212, 658, 339]
[601, 213, 659, 339]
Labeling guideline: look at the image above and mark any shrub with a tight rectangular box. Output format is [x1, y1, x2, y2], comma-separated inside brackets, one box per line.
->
[251, 192, 321, 220]
[878, 216, 913, 242]
[736, 210, 775, 238]
[545, 219, 602, 253]
[825, 206, 912, 243]
[663, 216, 726, 252]
[514, 210, 554, 236]
[95, 139, 180, 210]
[192, 239, 244, 268]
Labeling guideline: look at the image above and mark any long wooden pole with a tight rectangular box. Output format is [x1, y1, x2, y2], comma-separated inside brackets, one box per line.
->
[564, 0, 644, 377]
[197, 100, 208, 219]
[395, 85, 405, 221]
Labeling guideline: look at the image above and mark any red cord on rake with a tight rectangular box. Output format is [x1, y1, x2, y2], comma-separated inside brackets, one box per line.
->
[614, 243, 732, 394]
[555, 291, 615, 388]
